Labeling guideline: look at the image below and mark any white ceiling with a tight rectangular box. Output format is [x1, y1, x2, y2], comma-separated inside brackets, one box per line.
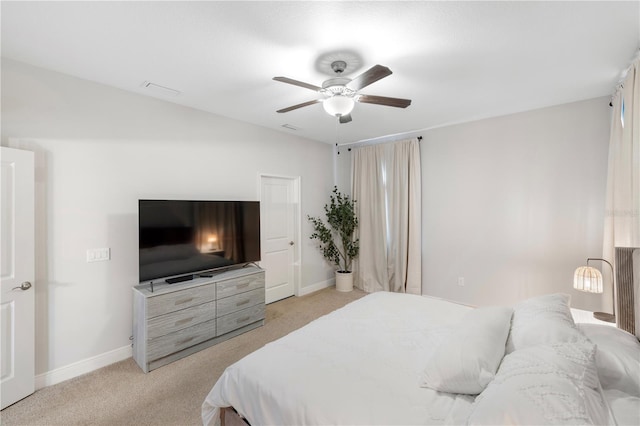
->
[2, 1, 639, 145]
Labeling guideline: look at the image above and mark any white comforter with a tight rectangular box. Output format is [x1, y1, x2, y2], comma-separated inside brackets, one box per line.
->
[203, 291, 640, 426]
[202, 292, 475, 425]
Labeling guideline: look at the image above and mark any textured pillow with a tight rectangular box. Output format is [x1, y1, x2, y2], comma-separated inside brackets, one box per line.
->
[468, 339, 611, 425]
[506, 293, 583, 353]
[420, 306, 513, 395]
[578, 323, 640, 397]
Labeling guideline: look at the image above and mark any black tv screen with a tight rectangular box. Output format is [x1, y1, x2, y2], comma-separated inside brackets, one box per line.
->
[138, 200, 260, 283]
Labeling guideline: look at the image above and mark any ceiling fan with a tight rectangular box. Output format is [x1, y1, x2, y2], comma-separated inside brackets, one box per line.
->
[273, 61, 411, 124]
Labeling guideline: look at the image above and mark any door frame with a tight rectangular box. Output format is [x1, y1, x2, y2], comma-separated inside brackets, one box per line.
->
[257, 174, 301, 298]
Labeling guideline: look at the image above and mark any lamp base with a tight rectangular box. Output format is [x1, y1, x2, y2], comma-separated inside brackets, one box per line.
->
[593, 312, 616, 323]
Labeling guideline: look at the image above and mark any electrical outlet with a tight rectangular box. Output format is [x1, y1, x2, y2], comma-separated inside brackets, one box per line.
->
[457, 276, 465, 287]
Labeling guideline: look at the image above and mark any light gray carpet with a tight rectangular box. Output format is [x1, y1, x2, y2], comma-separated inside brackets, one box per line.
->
[1, 286, 365, 425]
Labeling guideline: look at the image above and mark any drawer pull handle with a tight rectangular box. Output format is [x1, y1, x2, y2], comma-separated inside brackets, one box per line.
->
[236, 283, 250, 290]
[175, 317, 194, 327]
[176, 336, 195, 346]
[236, 299, 250, 307]
[236, 316, 251, 324]
[175, 297, 194, 305]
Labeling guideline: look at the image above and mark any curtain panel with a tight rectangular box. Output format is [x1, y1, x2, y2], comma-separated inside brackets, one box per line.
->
[603, 57, 640, 313]
[352, 138, 421, 294]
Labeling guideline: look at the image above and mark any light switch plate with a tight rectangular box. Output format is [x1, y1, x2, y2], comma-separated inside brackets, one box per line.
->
[87, 248, 110, 262]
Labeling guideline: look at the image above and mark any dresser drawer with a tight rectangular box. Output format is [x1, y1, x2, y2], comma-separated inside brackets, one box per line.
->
[217, 288, 265, 317]
[147, 300, 217, 339]
[217, 304, 265, 336]
[146, 283, 216, 318]
[217, 273, 264, 299]
[147, 318, 217, 362]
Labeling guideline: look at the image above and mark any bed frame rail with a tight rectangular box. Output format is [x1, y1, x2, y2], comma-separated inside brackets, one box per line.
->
[220, 407, 250, 426]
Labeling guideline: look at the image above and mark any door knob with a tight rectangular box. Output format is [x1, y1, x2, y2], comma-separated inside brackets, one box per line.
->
[12, 282, 32, 291]
[289, 241, 294, 246]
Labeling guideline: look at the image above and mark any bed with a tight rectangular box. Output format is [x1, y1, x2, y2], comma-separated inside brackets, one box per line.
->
[202, 249, 640, 425]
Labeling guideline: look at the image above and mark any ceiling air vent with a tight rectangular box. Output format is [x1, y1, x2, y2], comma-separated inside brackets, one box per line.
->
[142, 81, 181, 97]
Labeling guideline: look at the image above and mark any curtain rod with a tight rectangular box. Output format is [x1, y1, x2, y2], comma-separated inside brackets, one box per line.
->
[610, 48, 640, 107]
[337, 136, 422, 153]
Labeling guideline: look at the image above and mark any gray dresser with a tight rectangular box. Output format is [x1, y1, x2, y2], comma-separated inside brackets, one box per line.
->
[133, 265, 265, 372]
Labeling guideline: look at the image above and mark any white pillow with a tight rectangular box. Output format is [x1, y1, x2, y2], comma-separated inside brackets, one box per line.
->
[420, 306, 513, 395]
[603, 389, 640, 426]
[506, 293, 583, 353]
[578, 323, 640, 397]
[468, 339, 611, 425]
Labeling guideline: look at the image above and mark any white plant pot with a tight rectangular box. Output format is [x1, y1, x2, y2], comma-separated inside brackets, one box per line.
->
[335, 271, 353, 292]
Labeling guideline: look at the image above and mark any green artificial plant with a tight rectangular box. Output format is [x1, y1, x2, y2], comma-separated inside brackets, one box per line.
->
[308, 186, 359, 272]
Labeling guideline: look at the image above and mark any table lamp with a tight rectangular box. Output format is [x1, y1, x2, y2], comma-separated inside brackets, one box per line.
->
[573, 258, 615, 323]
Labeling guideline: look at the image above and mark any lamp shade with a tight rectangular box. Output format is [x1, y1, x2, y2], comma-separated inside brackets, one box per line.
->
[573, 266, 603, 293]
[323, 95, 355, 117]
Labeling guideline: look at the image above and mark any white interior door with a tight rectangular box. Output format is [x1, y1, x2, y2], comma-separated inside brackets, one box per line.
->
[1, 147, 35, 409]
[260, 176, 298, 304]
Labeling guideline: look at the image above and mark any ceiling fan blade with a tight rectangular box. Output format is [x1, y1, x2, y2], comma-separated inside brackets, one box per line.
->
[357, 94, 412, 108]
[347, 65, 392, 91]
[339, 113, 352, 124]
[276, 99, 321, 113]
[273, 76, 322, 92]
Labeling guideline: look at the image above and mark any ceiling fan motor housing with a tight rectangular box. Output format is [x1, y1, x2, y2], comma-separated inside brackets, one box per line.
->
[321, 72, 355, 117]
[321, 77, 355, 97]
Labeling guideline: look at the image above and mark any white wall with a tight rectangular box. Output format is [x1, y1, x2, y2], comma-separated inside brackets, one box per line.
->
[1, 59, 336, 379]
[422, 98, 611, 311]
[338, 98, 611, 312]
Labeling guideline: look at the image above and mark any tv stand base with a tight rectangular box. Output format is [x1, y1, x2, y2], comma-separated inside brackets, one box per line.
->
[133, 266, 265, 373]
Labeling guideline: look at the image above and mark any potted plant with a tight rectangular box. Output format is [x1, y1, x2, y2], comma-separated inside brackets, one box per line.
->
[308, 186, 359, 292]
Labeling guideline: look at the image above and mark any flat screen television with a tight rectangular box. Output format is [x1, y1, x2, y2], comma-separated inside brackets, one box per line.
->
[138, 200, 260, 284]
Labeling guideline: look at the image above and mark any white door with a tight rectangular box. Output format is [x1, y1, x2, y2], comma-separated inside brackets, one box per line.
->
[1, 147, 35, 409]
[260, 176, 298, 304]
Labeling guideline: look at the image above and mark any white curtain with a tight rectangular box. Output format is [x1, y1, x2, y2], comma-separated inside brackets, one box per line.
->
[352, 138, 421, 294]
[602, 57, 640, 310]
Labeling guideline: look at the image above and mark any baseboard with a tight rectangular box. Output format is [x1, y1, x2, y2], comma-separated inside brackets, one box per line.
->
[35, 345, 132, 390]
[34, 278, 336, 389]
[298, 277, 335, 296]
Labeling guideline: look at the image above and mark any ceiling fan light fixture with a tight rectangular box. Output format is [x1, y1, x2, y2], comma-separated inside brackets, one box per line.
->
[323, 95, 355, 117]
[274, 62, 410, 123]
